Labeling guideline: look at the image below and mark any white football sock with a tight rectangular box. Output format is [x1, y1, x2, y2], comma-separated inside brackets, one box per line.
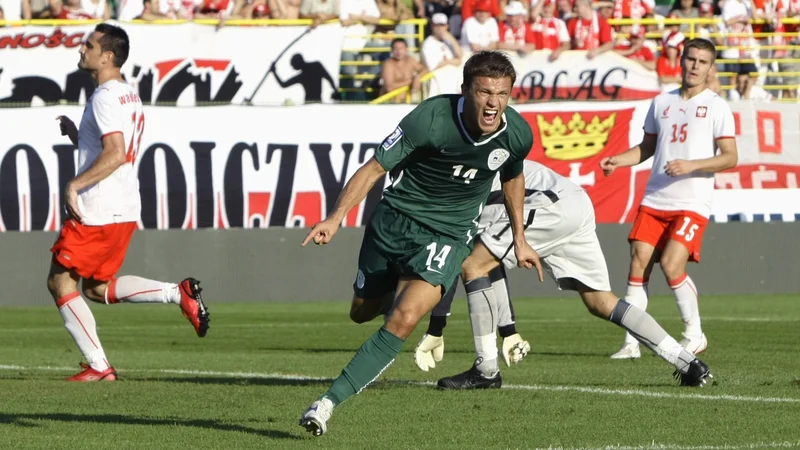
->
[622, 277, 649, 346]
[465, 277, 499, 377]
[669, 274, 702, 339]
[57, 293, 110, 371]
[106, 276, 180, 304]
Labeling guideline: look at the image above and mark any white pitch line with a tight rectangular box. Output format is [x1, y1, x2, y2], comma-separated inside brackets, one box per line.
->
[533, 442, 800, 450]
[1, 365, 799, 404]
[0, 316, 794, 334]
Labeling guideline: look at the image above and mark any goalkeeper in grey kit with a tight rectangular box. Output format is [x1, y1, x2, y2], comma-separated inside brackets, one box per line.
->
[415, 160, 714, 390]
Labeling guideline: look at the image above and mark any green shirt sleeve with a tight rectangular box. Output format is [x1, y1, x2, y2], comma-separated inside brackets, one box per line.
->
[500, 120, 533, 182]
[374, 103, 433, 171]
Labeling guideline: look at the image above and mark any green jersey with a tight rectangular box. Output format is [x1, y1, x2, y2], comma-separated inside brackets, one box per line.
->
[374, 94, 534, 243]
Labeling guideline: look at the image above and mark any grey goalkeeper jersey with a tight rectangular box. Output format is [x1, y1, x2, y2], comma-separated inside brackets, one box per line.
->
[479, 160, 586, 229]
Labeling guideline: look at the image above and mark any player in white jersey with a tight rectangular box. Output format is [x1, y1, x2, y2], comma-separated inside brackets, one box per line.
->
[601, 38, 738, 360]
[414, 160, 713, 389]
[48, 24, 210, 382]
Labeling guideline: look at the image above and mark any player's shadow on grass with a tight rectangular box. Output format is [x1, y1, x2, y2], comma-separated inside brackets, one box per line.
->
[0, 413, 301, 440]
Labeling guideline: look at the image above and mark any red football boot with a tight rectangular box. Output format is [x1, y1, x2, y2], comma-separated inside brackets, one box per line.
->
[66, 362, 117, 382]
[179, 278, 210, 337]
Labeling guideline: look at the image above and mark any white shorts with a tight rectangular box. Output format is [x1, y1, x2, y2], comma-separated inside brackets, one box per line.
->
[478, 191, 612, 292]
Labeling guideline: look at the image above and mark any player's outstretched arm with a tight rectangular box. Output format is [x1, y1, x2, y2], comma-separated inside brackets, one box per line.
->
[302, 157, 387, 246]
[600, 133, 657, 176]
[501, 171, 544, 281]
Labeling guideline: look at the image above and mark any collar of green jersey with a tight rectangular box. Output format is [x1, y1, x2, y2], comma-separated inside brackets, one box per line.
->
[456, 96, 508, 146]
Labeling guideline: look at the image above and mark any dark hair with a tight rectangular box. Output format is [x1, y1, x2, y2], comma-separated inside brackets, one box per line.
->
[682, 38, 717, 62]
[391, 38, 407, 48]
[94, 23, 130, 68]
[463, 51, 516, 88]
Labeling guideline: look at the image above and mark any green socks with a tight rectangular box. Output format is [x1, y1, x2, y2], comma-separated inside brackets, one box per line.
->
[324, 326, 406, 406]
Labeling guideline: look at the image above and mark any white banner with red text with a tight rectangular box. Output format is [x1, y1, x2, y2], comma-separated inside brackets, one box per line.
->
[0, 23, 344, 107]
[0, 100, 798, 232]
[427, 50, 663, 102]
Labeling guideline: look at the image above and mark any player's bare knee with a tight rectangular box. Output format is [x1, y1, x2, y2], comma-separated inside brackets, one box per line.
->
[659, 254, 686, 281]
[82, 286, 106, 303]
[385, 307, 420, 339]
[578, 287, 616, 319]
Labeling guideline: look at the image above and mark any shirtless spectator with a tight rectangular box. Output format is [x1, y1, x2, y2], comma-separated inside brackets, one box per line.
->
[381, 38, 428, 102]
[267, 0, 302, 17]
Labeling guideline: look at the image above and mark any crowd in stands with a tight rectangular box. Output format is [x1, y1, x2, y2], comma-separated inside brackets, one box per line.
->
[0, 0, 796, 101]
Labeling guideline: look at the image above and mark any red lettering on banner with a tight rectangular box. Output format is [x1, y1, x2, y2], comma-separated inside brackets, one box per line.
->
[717, 164, 800, 189]
[247, 192, 272, 227]
[0, 31, 86, 49]
[291, 192, 322, 228]
[733, 111, 741, 135]
[345, 205, 360, 227]
[756, 111, 782, 154]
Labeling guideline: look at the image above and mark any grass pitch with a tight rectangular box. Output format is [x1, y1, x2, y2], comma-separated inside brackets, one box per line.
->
[0, 295, 798, 450]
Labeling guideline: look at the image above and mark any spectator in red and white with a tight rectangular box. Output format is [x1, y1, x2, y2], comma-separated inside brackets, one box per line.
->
[460, 0, 501, 51]
[721, 0, 758, 85]
[497, 1, 537, 55]
[611, 0, 651, 20]
[657, 30, 683, 89]
[567, 0, 614, 58]
[79, 0, 110, 18]
[729, 70, 774, 101]
[530, 0, 571, 60]
[614, 24, 655, 69]
[51, 0, 94, 19]
[422, 12, 464, 70]
[194, 0, 252, 19]
[461, 0, 503, 21]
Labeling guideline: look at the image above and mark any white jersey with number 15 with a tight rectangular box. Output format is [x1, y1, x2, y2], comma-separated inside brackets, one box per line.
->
[640, 88, 735, 218]
[76, 79, 144, 226]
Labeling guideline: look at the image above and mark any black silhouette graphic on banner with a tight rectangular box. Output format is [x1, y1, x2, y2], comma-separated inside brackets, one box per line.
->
[270, 54, 339, 103]
[0, 68, 95, 105]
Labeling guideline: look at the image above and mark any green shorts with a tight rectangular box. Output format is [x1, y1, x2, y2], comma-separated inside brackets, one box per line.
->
[353, 202, 472, 300]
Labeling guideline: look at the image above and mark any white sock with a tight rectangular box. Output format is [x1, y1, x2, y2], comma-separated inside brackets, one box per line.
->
[57, 293, 110, 371]
[466, 277, 499, 378]
[654, 335, 696, 373]
[622, 276, 650, 346]
[669, 274, 702, 339]
[106, 276, 180, 304]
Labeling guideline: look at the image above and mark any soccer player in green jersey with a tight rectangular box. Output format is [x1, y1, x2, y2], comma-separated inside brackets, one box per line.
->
[298, 51, 542, 436]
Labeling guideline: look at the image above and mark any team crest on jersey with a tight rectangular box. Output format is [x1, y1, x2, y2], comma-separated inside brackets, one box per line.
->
[696, 106, 708, 118]
[487, 149, 511, 170]
[381, 126, 404, 150]
[356, 269, 365, 289]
